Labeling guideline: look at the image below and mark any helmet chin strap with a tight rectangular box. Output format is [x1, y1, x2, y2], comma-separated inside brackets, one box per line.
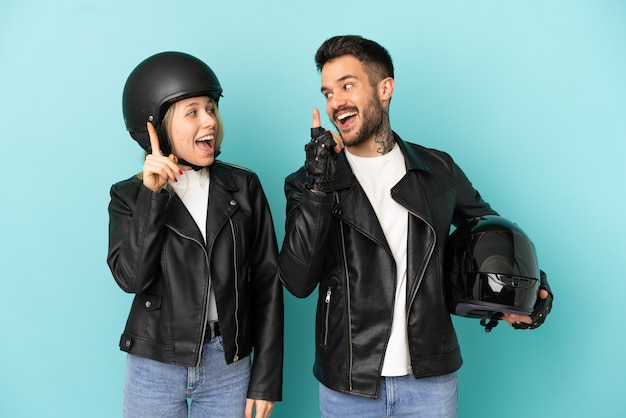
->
[176, 157, 206, 172]
[480, 312, 502, 333]
[176, 148, 221, 171]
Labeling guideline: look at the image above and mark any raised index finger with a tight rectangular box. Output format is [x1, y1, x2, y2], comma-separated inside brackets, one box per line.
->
[146, 121, 162, 155]
[312, 108, 321, 128]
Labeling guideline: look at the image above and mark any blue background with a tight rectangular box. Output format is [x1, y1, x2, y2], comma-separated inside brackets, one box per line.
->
[1, 1, 625, 416]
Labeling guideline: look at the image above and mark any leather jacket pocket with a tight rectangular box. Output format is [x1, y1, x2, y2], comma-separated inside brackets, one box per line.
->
[123, 294, 163, 344]
[319, 280, 340, 348]
[323, 285, 332, 346]
[137, 294, 162, 312]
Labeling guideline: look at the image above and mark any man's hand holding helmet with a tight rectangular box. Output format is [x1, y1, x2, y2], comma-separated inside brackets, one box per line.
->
[503, 270, 553, 329]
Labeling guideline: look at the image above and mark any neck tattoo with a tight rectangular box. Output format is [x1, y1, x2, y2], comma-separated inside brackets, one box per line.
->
[375, 124, 395, 155]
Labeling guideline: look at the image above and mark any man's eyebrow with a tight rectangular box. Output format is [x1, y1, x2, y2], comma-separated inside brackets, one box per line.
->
[321, 74, 356, 93]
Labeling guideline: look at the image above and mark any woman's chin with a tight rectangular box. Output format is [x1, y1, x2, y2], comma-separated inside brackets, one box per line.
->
[182, 154, 215, 168]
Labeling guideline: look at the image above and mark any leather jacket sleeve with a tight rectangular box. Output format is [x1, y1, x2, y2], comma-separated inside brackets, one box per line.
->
[245, 174, 284, 401]
[107, 178, 169, 294]
[278, 167, 335, 298]
[449, 158, 499, 226]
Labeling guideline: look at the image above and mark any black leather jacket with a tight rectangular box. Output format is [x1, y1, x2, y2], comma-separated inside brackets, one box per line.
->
[278, 134, 496, 399]
[108, 161, 283, 401]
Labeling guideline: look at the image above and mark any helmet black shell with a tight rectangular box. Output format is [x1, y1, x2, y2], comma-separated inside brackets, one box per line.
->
[445, 215, 540, 318]
[122, 51, 223, 154]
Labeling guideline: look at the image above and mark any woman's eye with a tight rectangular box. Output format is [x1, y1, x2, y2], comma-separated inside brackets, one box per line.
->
[187, 110, 197, 116]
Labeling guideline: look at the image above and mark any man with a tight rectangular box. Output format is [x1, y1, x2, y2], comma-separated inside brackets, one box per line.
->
[278, 35, 552, 417]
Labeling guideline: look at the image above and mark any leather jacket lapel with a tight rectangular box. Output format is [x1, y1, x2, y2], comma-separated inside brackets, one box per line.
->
[392, 136, 435, 224]
[165, 193, 205, 244]
[333, 153, 389, 251]
[205, 164, 239, 248]
[393, 138, 437, 302]
[163, 164, 240, 248]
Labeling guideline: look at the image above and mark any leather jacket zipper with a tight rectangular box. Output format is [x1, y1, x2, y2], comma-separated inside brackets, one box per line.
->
[405, 210, 436, 308]
[229, 218, 240, 362]
[404, 210, 436, 376]
[323, 286, 332, 346]
[337, 194, 354, 391]
[166, 225, 211, 367]
[167, 218, 240, 365]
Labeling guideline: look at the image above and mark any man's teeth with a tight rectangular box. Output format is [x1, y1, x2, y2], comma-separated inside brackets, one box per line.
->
[337, 112, 357, 121]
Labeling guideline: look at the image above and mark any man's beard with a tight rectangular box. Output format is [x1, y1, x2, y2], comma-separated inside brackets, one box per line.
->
[336, 96, 386, 148]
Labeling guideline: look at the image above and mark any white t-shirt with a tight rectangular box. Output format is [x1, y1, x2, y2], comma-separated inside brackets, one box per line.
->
[170, 168, 218, 322]
[345, 144, 410, 376]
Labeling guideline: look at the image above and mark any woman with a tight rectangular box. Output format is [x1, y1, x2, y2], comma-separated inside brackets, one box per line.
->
[107, 51, 283, 418]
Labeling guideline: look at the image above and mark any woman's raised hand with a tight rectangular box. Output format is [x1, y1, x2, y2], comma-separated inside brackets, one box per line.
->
[142, 122, 182, 192]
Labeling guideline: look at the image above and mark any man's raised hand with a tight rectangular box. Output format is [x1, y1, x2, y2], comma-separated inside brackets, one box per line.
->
[305, 108, 339, 194]
[312, 108, 343, 153]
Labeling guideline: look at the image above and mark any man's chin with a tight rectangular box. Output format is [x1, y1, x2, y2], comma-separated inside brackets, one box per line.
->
[341, 134, 365, 148]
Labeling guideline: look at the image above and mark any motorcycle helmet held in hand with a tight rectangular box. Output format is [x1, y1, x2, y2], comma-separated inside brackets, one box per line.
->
[122, 51, 223, 155]
[445, 215, 541, 331]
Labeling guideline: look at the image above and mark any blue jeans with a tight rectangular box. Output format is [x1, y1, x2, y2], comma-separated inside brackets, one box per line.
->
[319, 373, 458, 418]
[123, 336, 251, 418]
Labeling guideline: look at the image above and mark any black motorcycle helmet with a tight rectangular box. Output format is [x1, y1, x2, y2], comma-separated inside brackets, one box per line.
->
[445, 215, 541, 330]
[122, 51, 223, 156]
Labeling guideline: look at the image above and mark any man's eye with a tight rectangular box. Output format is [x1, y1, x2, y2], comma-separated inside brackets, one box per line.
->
[324, 92, 333, 99]
[344, 83, 353, 90]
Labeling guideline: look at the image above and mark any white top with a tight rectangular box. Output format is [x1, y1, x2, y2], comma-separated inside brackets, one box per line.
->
[345, 144, 410, 376]
[170, 168, 218, 322]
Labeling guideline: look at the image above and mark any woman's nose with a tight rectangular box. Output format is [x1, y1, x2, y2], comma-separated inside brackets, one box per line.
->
[200, 110, 216, 127]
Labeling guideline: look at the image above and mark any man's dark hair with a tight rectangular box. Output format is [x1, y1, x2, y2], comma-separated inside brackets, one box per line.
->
[315, 35, 394, 84]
